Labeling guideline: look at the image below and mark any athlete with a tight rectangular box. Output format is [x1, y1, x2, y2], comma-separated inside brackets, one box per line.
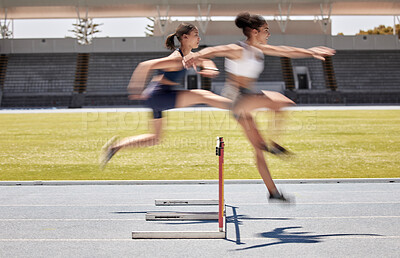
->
[184, 12, 335, 202]
[100, 23, 231, 169]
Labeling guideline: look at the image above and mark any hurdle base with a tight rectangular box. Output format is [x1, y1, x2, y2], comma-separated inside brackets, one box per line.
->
[146, 211, 219, 221]
[132, 230, 226, 239]
[155, 199, 218, 206]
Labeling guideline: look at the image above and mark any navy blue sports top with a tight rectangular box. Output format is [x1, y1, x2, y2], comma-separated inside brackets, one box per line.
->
[158, 49, 186, 83]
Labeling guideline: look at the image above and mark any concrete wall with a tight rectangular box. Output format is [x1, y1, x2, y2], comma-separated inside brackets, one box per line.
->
[1, 34, 399, 54]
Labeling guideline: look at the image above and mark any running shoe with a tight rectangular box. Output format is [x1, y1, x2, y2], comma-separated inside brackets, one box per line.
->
[267, 141, 293, 157]
[99, 136, 120, 170]
[268, 191, 294, 204]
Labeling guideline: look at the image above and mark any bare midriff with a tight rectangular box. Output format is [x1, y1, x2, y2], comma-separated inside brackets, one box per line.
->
[226, 73, 256, 89]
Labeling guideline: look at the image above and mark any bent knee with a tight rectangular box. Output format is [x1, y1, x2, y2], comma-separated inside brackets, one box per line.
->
[153, 134, 162, 145]
[233, 108, 252, 120]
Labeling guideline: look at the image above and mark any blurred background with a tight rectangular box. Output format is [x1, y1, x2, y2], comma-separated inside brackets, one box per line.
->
[0, 0, 399, 108]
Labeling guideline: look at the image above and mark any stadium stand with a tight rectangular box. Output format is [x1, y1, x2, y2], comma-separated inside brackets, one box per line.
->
[333, 50, 400, 90]
[292, 58, 326, 90]
[287, 50, 400, 104]
[0, 33, 399, 108]
[0, 49, 399, 107]
[0, 1, 399, 107]
[1, 53, 76, 107]
[83, 52, 167, 106]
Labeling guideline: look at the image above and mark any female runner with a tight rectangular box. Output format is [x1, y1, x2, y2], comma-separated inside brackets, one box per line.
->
[184, 12, 335, 202]
[100, 23, 231, 169]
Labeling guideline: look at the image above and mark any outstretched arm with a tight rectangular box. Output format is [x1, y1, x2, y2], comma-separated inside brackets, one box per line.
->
[184, 44, 243, 68]
[256, 43, 335, 60]
[127, 54, 184, 96]
[196, 44, 243, 60]
[184, 43, 334, 67]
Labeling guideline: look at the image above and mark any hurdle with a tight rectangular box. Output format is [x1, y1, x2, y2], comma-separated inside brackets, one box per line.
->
[132, 137, 226, 239]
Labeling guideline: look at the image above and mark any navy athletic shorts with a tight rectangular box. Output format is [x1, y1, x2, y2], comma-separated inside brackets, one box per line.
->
[145, 82, 178, 119]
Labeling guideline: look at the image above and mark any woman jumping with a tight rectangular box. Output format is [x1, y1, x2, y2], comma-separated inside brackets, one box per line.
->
[100, 23, 231, 169]
[184, 12, 335, 202]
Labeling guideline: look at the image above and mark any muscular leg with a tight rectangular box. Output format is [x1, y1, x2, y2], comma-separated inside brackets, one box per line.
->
[232, 92, 293, 115]
[236, 115, 278, 194]
[112, 118, 163, 151]
[236, 115, 267, 150]
[99, 118, 163, 169]
[175, 89, 231, 109]
[254, 148, 278, 195]
[233, 94, 292, 150]
[107, 89, 230, 152]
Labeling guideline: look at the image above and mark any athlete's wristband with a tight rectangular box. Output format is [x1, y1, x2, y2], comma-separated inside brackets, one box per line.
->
[202, 67, 219, 71]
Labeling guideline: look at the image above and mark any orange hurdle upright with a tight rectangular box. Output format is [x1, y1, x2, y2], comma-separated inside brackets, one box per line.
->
[216, 137, 224, 232]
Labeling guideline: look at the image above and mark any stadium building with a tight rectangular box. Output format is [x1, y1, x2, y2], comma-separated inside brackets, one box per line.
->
[0, 0, 399, 108]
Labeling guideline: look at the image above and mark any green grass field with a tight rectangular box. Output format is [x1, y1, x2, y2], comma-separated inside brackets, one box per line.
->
[0, 109, 399, 181]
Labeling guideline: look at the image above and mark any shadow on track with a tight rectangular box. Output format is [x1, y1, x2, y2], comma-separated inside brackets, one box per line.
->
[233, 226, 382, 251]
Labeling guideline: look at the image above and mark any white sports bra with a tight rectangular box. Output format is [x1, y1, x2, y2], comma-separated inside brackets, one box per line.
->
[225, 41, 264, 79]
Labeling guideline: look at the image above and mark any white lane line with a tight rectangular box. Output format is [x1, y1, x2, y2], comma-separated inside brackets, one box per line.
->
[3, 190, 398, 196]
[0, 219, 143, 221]
[0, 236, 399, 242]
[239, 235, 400, 240]
[0, 239, 133, 242]
[231, 216, 400, 219]
[0, 201, 399, 207]
[0, 204, 154, 207]
[231, 202, 400, 205]
[0, 216, 398, 221]
[292, 216, 400, 219]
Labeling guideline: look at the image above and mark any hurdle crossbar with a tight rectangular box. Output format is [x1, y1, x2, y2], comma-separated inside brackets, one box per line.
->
[132, 137, 226, 239]
[155, 199, 218, 206]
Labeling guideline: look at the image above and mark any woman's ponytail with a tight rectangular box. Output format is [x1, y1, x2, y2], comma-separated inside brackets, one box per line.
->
[165, 33, 177, 50]
[165, 23, 197, 50]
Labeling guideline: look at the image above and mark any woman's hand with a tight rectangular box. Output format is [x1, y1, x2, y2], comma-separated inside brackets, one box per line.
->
[183, 52, 201, 69]
[308, 46, 336, 60]
[198, 69, 219, 78]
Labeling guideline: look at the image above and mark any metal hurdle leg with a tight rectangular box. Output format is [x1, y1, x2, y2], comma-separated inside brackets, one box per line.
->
[132, 137, 226, 239]
[151, 199, 219, 221]
[149, 199, 219, 221]
[146, 211, 219, 221]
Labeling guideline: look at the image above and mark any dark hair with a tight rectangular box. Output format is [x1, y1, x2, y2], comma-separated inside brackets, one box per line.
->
[235, 12, 267, 38]
[165, 23, 197, 50]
